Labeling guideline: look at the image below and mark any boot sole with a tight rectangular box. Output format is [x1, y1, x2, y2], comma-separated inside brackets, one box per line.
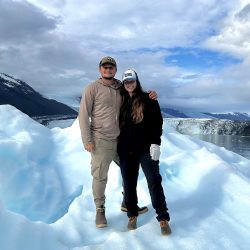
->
[96, 223, 107, 228]
[121, 206, 148, 214]
[160, 222, 172, 235]
[161, 231, 171, 236]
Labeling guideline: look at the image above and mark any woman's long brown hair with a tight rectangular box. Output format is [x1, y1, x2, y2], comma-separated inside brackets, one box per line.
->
[120, 72, 146, 127]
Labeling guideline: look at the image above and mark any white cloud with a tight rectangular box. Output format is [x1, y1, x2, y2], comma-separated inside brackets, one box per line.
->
[25, 0, 233, 49]
[0, 0, 58, 43]
[203, 1, 250, 59]
[1, 0, 250, 112]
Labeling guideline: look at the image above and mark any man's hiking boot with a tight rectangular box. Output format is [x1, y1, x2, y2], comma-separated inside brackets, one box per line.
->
[127, 216, 137, 230]
[121, 202, 148, 214]
[160, 220, 171, 235]
[95, 206, 107, 228]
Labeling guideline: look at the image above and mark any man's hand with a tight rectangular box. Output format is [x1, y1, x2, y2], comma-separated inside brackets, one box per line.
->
[148, 90, 157, 100]
[84, 143, 95, 152]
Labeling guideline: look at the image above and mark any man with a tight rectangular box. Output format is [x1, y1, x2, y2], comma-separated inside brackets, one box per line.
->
[79, 56, 154, 228]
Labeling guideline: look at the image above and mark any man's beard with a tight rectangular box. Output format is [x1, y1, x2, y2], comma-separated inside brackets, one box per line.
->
[102, 76, 113, 80]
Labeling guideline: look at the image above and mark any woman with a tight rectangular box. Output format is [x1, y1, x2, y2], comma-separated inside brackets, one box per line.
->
[117, 69, 171, 235]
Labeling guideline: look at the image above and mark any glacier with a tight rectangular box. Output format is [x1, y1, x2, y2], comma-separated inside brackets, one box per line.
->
[165, 118, 250, 135]
[0, 105, 250, 250]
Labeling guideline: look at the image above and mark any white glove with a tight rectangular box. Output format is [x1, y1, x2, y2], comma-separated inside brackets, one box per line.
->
[150, 144, 161, 161]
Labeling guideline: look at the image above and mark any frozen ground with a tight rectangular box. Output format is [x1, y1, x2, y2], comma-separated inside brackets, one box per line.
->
[0, 105, 250, 250]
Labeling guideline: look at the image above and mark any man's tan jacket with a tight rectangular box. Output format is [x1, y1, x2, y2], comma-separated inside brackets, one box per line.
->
[78, 78, 122, 145]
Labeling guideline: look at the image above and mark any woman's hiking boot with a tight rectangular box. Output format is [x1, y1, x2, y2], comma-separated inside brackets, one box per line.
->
[127, 216, 137, 230]
[160, 220, 171, 235]
[121, 201, 148, 214]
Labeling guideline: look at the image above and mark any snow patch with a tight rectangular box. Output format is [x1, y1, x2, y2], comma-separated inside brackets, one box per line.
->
[0, 105, 250, 250]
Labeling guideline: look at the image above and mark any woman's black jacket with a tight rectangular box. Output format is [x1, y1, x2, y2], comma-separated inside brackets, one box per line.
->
[117, 93, 163, 157]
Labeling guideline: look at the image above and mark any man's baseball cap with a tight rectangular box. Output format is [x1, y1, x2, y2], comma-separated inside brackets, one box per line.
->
[99, 56, 117, 67]
[122, 69, 137, 82]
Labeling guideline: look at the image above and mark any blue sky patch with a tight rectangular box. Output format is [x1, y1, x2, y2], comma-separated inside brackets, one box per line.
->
[164, 47, 241, 71]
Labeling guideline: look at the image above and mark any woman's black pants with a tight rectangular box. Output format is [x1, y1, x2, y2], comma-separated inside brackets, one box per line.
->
[119, 151, 170, 221]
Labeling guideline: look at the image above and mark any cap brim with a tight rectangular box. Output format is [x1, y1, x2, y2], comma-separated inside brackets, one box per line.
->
[100, 60, 116, 67]
[101, 63, 116, 66]
[123, 77, 136, 82]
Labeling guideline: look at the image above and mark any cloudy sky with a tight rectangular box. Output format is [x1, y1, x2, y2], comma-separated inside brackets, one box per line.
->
[1, 0, 250, 113]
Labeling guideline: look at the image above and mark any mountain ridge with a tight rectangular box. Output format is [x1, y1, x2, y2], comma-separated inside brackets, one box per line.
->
[161, 107, 250, 121]
[0, 73, 77, 119]
[1, 72, 249, 122]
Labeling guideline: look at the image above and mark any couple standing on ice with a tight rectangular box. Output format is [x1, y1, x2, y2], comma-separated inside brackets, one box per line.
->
[78, 56, 171, 235]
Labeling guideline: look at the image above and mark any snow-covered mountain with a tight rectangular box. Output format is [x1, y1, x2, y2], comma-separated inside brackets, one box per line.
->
[161, 107, 250, 121]
[204, 112, 250, 121]
[165, 118, 250, 135]
[0, 73, 77, 120]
